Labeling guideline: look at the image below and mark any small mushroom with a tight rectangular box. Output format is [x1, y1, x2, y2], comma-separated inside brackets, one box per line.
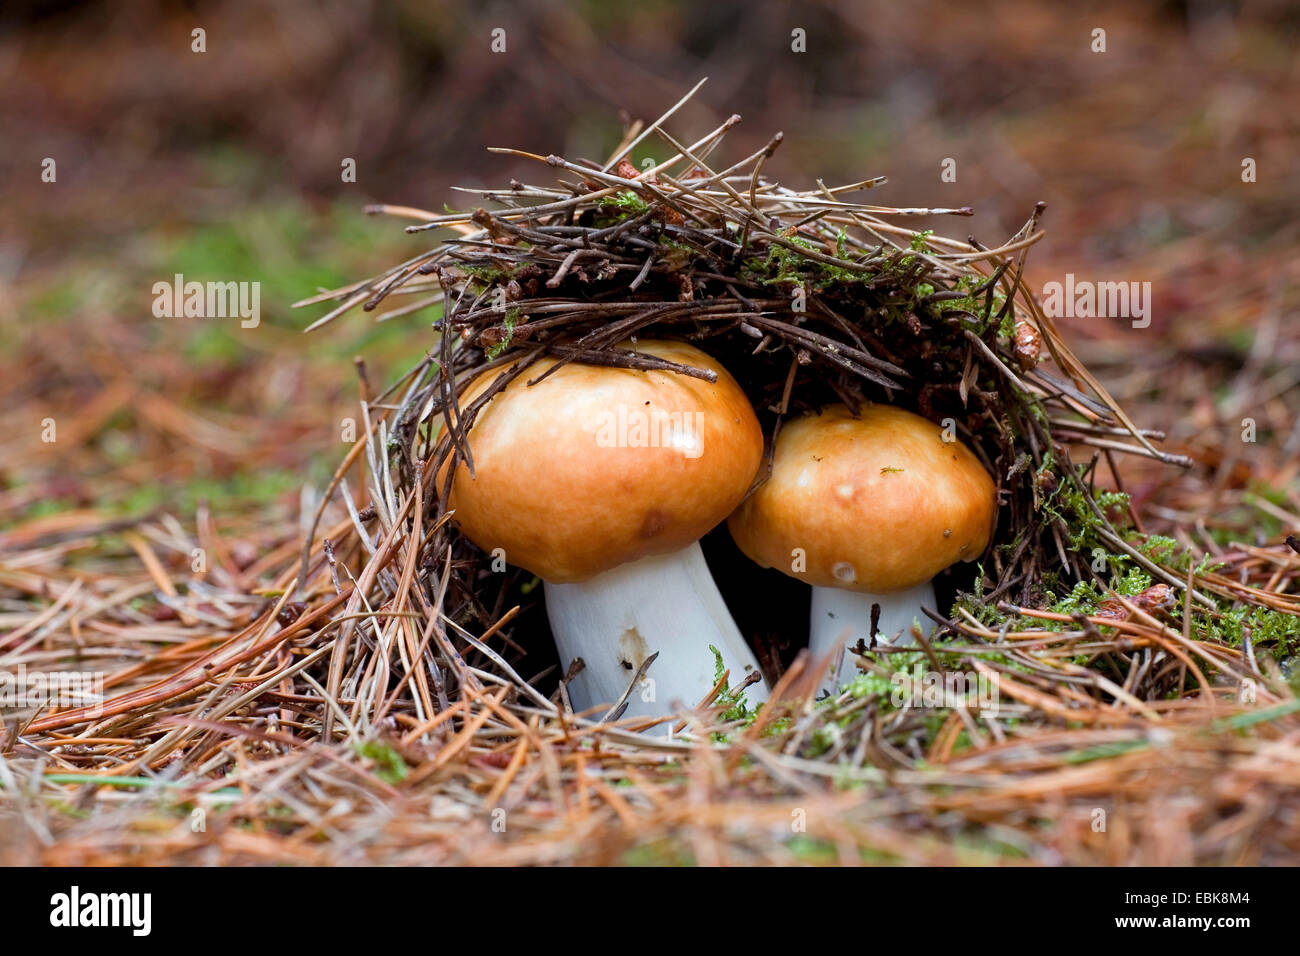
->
[443, 339, 770, 722]
[728, 404, 996, 691]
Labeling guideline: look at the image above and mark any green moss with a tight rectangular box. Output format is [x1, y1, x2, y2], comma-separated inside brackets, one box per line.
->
[762, 714, 794, 736]
[806, 722, 846, 758]
[354, 740, 409, 784]
[846, 667, 905, 700]
[707, 645, 755, 740]
[593, 190, 650, 223]
[742, 236, 872, 292]
[909, 230, 935, 252]
[834, 228, 849, 259]
[1039, 470, 1131, 555]
[1210, 605, 1300, 655]
[1126, 533, 1223, 576]
[461, 261, 528, 287]
[485, 306, 522, 359]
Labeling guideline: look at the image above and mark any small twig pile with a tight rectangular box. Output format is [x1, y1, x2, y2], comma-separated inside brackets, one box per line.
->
[294, 84, 1199, 670]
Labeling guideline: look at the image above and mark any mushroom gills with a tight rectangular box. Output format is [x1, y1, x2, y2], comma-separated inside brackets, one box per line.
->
[545, 541, 769, 727]
[809, 579, 937, 691]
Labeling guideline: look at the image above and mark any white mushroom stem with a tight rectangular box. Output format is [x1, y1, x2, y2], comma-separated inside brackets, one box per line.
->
[809, 580, 937, 691]
[546, 541, 769, 726]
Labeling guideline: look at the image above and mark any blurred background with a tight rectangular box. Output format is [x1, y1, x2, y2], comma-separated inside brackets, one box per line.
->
[2, 0, 1297, 542]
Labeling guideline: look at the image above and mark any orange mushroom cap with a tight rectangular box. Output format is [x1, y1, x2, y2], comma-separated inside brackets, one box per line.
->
[728, 404, 996, 593]
[443, 340, 763, 583]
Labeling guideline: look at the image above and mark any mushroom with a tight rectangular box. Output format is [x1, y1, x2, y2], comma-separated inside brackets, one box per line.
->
[728, 404, 996, 690]
[442, 339, 770, 722]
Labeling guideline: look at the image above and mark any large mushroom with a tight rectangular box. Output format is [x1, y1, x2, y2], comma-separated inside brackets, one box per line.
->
[728, 404, 996, 690]
[442, 339, 769, 722]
